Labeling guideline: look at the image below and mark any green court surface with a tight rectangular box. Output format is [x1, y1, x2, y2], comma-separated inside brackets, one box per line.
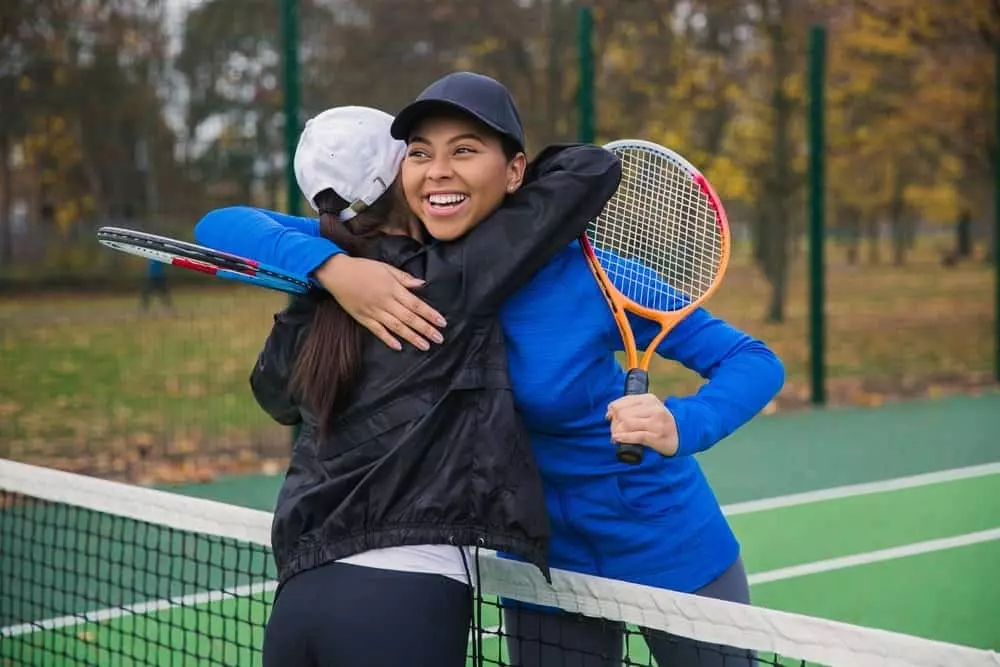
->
[3, 393, 999, 665]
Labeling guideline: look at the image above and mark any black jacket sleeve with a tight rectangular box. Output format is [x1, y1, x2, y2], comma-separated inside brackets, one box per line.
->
[249, 296, 315, 426]
[459, 143, 622, 314]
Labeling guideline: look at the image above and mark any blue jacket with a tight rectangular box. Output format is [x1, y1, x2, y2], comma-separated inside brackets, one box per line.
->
[195, 207, 785, 592]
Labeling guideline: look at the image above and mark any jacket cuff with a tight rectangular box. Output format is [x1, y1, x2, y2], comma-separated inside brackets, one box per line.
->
[301, 242, 343, 279]
[665, 396, 707, 457]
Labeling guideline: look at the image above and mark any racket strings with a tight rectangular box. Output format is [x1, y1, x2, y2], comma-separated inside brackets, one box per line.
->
[588, 146, 725, 312]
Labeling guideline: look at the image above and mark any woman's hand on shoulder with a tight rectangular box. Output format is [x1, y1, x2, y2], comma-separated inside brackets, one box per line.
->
[313, 255, 447, 351]
[606, 394, 679, 457]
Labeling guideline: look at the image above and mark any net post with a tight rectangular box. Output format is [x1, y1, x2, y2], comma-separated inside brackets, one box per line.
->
[281, 0, 302, 447]
[577, 5, 595, 143]
[807, 25, 827, 406]
[994, 42, 1000, 383]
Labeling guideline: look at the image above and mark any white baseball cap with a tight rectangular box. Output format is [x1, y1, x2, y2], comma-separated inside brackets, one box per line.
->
[294, 105, 406, 220]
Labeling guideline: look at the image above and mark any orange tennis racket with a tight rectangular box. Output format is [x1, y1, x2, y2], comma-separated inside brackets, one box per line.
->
[582, 140, 732, 464]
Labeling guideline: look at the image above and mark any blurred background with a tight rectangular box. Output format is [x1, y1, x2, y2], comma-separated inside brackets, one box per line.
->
[1, 0, 997, 485]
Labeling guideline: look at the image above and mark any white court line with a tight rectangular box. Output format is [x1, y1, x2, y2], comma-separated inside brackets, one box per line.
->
[0, 581, 277, 638]
[724, 462, 1000, 517]
[5, 463, 998, 638]
[749, 528, 1000, 585]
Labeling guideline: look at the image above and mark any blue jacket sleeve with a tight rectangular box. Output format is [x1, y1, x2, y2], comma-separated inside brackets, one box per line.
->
[194, 207, 342, 280]
[626, 308, 785, 457]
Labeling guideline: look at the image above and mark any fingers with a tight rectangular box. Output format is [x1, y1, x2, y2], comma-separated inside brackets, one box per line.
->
[362, 310, 432, 352]
[611, 429, 659, 445]
[606, 393, 660, 420]
[606, 393, 679, 456]
[360, 319, 403, 352]
[610, 415, 656, 440]
[372, 309, 433, 351]
[387, 266, 428, 290]
[393, 286, 447, 330]
[370, 296, 447, 352]
[386, 267, 447, 327]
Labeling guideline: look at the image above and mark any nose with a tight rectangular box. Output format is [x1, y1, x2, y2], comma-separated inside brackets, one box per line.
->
[426, 154, 454, 181]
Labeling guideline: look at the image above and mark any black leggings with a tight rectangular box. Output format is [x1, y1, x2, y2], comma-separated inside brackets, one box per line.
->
[503, 557, 755, 666]
[263, 561, 472, 667]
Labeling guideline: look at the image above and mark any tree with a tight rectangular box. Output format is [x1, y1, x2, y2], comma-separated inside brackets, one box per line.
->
[849, 0, 998, 260]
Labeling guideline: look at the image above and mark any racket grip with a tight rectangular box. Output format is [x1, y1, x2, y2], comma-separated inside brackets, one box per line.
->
[615, 369, 649, 465]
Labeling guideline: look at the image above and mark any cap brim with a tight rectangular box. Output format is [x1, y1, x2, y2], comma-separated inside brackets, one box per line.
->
[390, 99, 521, 149]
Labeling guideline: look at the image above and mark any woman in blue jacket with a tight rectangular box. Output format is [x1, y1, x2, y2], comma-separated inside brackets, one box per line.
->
[196, 72, 784, 666]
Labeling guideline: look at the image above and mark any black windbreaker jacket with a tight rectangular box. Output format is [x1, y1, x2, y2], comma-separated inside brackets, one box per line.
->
[250, 143, 622, 587]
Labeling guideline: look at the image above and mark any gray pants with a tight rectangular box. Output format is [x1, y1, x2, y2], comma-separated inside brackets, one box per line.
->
[503, 557, 754, 666]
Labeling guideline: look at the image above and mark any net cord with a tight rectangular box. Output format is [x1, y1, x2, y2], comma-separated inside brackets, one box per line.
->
[3, 459, 998, 667]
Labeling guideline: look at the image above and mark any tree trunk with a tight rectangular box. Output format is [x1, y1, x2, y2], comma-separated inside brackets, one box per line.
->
[752, 200, 769, 273]
[840, 205, 861, 265]
[866, 215, 880, 265]
[73, 117, 109, 220]
[765, 195, 790, 323]
[888, 162, 908, 266]
[544, 0, 562, 145]
[762, 0, 792, 323]
[0, 132, 12, 265]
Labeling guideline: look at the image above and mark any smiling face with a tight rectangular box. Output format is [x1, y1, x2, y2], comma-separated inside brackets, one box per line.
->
[400, 113, 526, 242]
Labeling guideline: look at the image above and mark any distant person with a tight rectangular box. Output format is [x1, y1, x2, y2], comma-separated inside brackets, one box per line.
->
[943, 209, 973, 267]
[140, 258, 173, 311]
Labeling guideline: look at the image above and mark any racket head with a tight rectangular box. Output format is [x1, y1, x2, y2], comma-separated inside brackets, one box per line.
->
[582, 139, 731, 326]
[97, 226, 311, 295]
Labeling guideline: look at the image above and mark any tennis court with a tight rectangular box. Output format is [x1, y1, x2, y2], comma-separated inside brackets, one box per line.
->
[3, 394, 998, 665]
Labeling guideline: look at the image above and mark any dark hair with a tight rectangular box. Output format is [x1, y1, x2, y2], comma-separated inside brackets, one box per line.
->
[288, 184, 412, 437]
[499, 135, 522, 161]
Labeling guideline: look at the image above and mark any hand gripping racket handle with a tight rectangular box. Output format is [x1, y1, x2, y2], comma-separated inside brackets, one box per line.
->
[615, 369, 649, 465]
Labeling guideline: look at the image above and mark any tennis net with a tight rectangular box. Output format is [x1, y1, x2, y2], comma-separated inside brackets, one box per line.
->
[2, 458, 998, 667]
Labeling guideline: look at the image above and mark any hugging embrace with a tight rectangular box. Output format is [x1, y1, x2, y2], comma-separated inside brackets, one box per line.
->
[195, 70, 784, 667]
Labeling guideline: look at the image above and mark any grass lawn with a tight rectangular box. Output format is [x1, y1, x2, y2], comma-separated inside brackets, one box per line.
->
[1, 288, 290, 482]
[1, 240, 994, 483]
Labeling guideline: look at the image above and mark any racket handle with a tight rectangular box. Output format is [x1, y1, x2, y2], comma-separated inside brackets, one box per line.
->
[615, 369, 649, 465]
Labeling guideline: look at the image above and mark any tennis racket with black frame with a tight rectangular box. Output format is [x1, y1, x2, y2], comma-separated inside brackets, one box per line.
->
[581, 139, 732, 465]
[97, 226, 312, 295]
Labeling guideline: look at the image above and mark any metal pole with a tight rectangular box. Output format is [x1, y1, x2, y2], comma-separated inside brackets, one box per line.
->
[808, 26, 827, 405]
[994, 42, 1000, 382]
[281, 0, 301, 447]
[281, 0, 301, 217]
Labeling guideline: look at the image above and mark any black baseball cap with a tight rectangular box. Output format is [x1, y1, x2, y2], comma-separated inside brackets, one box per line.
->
[390, 71, 525, 151]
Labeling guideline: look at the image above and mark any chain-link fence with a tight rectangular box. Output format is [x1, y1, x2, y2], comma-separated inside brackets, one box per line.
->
[1, 0, 996, 483]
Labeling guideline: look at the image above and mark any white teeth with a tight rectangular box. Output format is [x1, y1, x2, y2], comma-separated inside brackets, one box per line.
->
[428, 193, 467, 205]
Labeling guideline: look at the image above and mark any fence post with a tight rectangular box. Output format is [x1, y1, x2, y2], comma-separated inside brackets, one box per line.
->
[993, 43, 1000, 382]
[281, 0, 301, 447]
[577, 5, 595, 143]
[808, 26, 827, 405]
[281, 0, 301, 218]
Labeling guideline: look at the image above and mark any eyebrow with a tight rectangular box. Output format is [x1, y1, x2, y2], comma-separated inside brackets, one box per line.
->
[409, 132, 486, 145]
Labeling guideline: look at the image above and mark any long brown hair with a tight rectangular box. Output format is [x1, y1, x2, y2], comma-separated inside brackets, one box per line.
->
[288, 184, 412, 436]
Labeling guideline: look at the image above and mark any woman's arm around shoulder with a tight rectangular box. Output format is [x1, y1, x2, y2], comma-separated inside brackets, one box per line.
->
[195, 205, 442, 351]
[194, 206, 337, 278]
[462, 143, 622, 313]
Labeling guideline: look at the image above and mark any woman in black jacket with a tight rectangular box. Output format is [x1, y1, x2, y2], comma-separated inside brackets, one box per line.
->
[252, 102, 621, 667]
